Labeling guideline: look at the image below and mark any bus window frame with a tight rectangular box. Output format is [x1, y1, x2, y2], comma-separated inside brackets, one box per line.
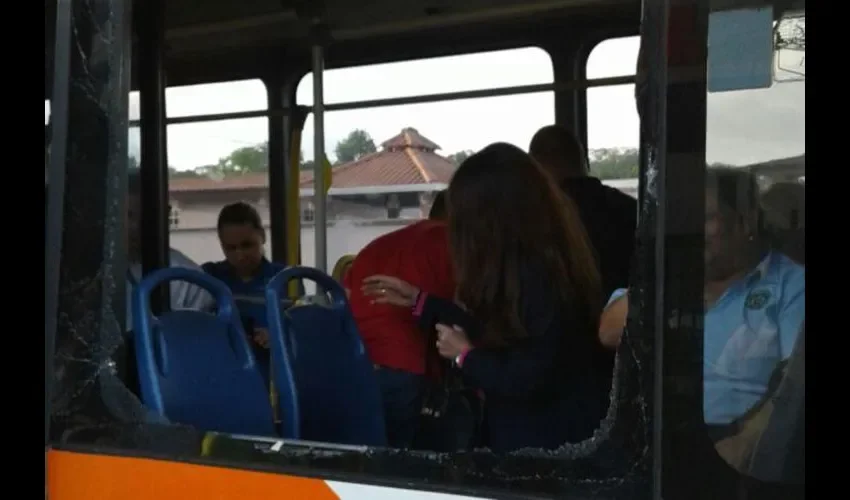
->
[574, 30, 640, 148]
[644, 1, 806, 499]
[48, 42, 653, 498]
[47, 1, 803, 498]
[46, 30, 649, 500]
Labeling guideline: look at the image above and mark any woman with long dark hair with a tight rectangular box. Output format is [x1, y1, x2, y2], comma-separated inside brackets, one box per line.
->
[362, 143, 606, 451]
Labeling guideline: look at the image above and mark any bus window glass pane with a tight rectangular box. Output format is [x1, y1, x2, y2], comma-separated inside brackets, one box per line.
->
[45, 100, 51, 182]
[129, 91, 140, 121]
[586, 37, 640, 195]
[165, 117, 269, 265]
[703, 4, 804, 484]
[166, 80, 267, 119]
[297, 48, 553, 276]
[299, 91, 554, 273]
[297, 47, 553, 106]
[586, 36, 640, 79]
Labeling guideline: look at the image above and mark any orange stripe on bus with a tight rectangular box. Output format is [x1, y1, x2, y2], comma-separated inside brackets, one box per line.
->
[47, 449, 340, 500]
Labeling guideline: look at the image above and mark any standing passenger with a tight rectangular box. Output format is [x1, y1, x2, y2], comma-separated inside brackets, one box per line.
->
[343, 190, 453, 448]
[529, 125, 636, 300]
[529, 125, 637, 411]
[362, 144, 607, 451]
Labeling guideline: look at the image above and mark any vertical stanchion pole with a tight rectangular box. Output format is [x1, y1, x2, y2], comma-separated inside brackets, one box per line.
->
[312, 40, 327, 272]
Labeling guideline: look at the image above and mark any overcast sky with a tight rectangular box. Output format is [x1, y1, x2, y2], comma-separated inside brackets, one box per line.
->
[45, 33, 804, 172]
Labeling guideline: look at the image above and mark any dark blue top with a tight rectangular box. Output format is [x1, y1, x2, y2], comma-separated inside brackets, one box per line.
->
[202, 258, 285, 329]
[417, 262, 606, 452]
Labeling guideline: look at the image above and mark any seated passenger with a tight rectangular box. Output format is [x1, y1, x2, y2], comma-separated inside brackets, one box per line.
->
[202, 202, 284, 389]
[121, 170, 215, 395]
[343, 190, 454, 449]
[125, 171, 215, 330]
[332, 254, 356, 284]
[761, 181, 805, 265]
[598, 168, 805, 429]
[361, 144, 606, 452]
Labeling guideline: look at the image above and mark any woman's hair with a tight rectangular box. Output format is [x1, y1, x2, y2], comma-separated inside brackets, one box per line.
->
[217, 202, 265, 240]
[446, 142, 602, 345]
[429, 190, 447, 220]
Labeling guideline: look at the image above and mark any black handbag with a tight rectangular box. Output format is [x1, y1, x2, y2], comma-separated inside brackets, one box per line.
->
[412, 333, 482, 452]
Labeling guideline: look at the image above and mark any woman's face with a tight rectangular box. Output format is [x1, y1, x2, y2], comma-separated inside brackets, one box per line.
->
[219, 223, 264, 276]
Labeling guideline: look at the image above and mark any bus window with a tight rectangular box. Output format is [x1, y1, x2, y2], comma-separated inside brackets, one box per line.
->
[586, 36, 640, 190]
[298, 47, 553, 106]
[164, 80, 269, 266]
[702, 5, 805, 484]
[166, 80, 267, 119]
[296, 47, 554, 274]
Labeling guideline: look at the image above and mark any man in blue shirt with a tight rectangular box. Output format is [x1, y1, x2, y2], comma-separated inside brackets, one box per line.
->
[599, 167, 805, 427]
[702, 167, 804, 426]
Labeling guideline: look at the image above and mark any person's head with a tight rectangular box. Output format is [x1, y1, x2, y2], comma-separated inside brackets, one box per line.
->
[705, 167, 764, 281]
[760, 181, 805, 265]
[216, 202, 266, 277]
[332, 254, 356, 283]
[428, 190, 447, 220]
[446, 142, 602, 345]
[761, 181, 805, 231]
[126, 170, 142, 261]
[528, 125, 589, 182]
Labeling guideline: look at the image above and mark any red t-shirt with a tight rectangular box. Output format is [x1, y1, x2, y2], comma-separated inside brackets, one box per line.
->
[344, 220, 455, 376]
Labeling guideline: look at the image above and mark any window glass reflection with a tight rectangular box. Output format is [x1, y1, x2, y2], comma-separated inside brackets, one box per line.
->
[703, 3, 805, 483]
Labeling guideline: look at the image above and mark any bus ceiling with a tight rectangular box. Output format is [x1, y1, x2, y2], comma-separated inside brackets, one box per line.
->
[44, 0, 640, 96]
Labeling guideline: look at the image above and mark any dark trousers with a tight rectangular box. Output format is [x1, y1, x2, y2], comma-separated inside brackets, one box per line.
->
[374, 366, 424, 449]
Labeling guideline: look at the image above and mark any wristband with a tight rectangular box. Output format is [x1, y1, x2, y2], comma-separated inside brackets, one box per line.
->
[455, 348, 472, 368]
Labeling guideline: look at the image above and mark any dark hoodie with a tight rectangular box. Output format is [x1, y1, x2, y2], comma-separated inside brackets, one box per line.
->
[561, 177, 637, 300]
[561, 177, 637, 405]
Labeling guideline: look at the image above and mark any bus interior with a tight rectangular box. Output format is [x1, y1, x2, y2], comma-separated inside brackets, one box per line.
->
[45, 0, 805, 498]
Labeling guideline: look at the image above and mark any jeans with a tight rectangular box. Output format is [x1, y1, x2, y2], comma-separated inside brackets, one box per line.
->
[374, 366, 424, 449]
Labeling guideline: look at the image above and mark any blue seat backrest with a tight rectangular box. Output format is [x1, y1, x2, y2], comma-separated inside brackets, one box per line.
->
[266, 266, 387, 447]
[132, 267, 276, 437]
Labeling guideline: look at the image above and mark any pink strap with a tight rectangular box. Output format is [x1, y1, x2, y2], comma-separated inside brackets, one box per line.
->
[412, 291, 428, 317]
[457, 348, 472, 367]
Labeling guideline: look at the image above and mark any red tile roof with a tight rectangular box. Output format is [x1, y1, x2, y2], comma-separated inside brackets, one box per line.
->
[301, 127, 455, 188]
[170, 127, 455, 193]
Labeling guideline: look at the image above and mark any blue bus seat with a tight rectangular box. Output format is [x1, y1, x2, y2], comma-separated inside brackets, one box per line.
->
[266, 266, 387, 447]
[132, 267, 276, 436]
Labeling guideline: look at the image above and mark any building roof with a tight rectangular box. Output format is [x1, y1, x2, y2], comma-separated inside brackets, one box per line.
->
[300, 127, 455, 189]
[169, 127, 455, 194]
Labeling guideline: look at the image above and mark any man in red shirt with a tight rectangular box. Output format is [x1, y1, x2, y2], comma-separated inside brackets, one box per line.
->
[344, 191, 453, 448]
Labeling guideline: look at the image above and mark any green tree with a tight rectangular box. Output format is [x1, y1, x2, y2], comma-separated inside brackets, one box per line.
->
[447, 150, 475, 166]
[216, 142, 269, 174]
[334, 129, 377, 164]
[589, 147, 639, 180]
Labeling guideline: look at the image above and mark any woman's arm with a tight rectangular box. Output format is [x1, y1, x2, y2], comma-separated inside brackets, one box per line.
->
[413, 292, 480, 340]
[453, 276, 574, 401]
[599, 290, 628, 349]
